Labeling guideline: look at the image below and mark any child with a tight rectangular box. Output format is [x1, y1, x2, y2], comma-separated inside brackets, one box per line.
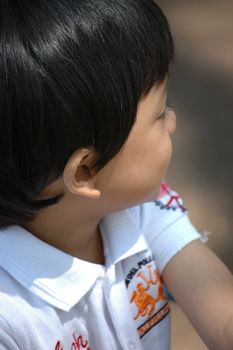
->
[0, 0, 232, 349]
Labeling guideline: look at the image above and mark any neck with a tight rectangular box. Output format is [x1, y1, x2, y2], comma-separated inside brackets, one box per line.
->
[23, 193, 105, 265]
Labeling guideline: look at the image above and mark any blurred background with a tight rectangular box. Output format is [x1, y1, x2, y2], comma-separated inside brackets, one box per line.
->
[155, 0, 233, 349]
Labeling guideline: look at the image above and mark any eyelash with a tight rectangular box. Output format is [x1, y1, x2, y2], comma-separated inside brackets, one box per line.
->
[159, 105, 171, 119]
[159, 109, 167, 119]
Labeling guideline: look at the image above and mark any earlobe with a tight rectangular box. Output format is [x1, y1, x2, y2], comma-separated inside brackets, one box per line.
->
[71, 184, 101, 199]
[63, 148, 101, 199]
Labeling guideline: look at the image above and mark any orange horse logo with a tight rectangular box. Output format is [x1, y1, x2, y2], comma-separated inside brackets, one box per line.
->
[130, 264, 167, 320]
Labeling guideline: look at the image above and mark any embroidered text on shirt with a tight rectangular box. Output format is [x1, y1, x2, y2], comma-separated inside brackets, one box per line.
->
[125, 256, 152, 288]
[55, 334, 91, 350]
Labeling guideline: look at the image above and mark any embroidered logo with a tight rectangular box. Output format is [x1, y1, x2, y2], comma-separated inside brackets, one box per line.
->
[138, 302, 170, 339]
[125, 256, 152, 288]
[130, 264, 167, 320]
[55, 334, 91, 350]
[127, 258, 170, 339]
[155, 181, 187, 212]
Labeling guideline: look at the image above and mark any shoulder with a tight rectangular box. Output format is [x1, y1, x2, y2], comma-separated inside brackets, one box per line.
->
[128, 182, 188, 233]
[0, 315, 20, 350]
[0, 267, 32, 320]
[127, 182, 202, 273]
[0, 268, 26, 348]
[0, 266, 50, 330]
[0, 266, 60, 349]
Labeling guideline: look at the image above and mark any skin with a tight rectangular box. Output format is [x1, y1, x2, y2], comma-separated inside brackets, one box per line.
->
[25, 78, 176, 263]
[163, 241, 233, 350]
[24, 78, 233, 349]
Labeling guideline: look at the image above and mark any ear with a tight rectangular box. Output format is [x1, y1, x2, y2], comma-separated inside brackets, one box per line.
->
[63, 148, 101, 199]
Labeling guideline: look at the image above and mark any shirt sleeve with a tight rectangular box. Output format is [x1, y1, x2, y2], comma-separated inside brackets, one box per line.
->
[140, 182, 202, 274]
[0, 317, 20, 350]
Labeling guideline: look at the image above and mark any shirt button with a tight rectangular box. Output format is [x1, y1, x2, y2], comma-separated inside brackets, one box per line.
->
[127, 340, 136, 350]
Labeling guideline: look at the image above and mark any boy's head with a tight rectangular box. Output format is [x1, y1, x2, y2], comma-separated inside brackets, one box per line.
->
[0, 0, 174, 229]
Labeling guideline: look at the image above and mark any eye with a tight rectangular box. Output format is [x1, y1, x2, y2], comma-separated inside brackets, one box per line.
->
[158, 105, 172, 119]
[159, 109, 167, 119]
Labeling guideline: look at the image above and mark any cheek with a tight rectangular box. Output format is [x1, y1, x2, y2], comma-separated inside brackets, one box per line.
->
[96, 131, 173, 207]
[139, 134, 173, 192]
[154, 135, 173, 172]
[123, 136, 172, 197]
[138, 129, 173, 174]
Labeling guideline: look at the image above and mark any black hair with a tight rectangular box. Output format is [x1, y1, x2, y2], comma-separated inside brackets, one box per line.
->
[0, 0, 174, 228]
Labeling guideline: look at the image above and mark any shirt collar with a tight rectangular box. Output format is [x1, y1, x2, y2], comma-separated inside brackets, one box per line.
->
[0, 208, 147, 311]
[100, 207, 148, 266]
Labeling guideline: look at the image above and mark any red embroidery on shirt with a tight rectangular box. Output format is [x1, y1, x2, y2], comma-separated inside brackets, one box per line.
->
[156, 181, 187, 212]
[159, 182, 170, 198]
[55, 335, 90, 350]
[72, 335, 90, 350]
[130, 264, 167, 320]
[55, 341, 63, 350]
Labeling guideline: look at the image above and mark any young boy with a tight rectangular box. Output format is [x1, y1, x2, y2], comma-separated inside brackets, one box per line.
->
[0, 0, 232, 349]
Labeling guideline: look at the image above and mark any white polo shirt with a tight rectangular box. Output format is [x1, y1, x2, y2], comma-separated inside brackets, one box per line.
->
[0, 184, 201, 350]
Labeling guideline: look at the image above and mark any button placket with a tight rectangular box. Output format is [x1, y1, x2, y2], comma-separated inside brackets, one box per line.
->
[104, 263, 143, 350]
[127, 340, 136, 350]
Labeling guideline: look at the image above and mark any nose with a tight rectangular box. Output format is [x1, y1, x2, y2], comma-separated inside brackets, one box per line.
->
[167, 108, 176, 135]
